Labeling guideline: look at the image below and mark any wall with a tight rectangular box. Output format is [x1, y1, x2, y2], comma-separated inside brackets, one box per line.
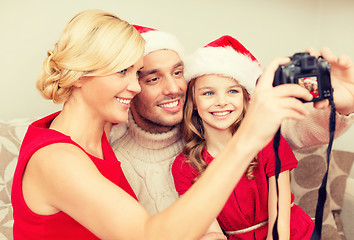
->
[0, 0, 353, 151]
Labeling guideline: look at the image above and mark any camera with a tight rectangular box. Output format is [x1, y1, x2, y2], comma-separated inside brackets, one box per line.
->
[273, 52, 332, 102]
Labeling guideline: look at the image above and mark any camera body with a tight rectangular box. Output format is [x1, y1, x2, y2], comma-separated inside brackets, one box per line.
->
[273, 52, 332, 102]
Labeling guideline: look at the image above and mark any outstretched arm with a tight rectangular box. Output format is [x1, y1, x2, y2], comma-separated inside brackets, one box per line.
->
[23, 58, 313, 240]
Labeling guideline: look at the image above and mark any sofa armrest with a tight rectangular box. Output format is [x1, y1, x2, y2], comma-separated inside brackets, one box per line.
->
[0, 118, 33, 240]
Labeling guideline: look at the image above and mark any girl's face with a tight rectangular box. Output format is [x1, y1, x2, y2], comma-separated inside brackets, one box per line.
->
[77, 56, 144, 124]
[193, 74, 244, 132]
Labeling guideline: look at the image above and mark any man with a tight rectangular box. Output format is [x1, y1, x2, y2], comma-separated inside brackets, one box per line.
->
[110, 26, 354, 216]
[110, 26, 186, 215]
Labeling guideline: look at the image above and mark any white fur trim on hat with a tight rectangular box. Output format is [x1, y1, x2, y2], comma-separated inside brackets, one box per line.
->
[141, 30, 185, 59]
[184, 46, 262, 94]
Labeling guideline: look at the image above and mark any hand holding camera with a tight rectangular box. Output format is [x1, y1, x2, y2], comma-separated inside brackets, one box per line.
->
[309, 47, 354, 115]
[273, 52, 333, 102]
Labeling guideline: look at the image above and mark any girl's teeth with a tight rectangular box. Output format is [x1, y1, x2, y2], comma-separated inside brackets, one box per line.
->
[212, 111, 230, 116]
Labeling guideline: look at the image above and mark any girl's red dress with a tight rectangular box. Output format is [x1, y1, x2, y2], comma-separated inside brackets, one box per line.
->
[11, 112, 137, 239]
[172, 136, 314, 239]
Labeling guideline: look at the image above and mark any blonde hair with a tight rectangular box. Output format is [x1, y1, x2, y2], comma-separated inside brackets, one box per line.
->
[182, 77, 259, 181]
[36, 9, 145, 103]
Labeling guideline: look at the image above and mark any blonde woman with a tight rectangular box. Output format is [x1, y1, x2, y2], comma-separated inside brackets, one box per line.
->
[11, 10, 312, 240]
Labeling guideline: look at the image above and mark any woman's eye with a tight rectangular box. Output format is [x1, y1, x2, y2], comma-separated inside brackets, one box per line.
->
[229, 89, 239, 94]
[118, 69, 127, 75]
[136, 71, 141, 77]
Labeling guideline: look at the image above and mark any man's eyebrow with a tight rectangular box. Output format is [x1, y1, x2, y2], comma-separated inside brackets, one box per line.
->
[139, 61, 184, 78]
[174, 61, 184, 69]
[139, 68, 158, 77]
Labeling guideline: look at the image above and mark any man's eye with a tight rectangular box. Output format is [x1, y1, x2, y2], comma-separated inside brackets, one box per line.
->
[174, 70, 183, 76]
[118, 69, 127, 75]
[146, 77, 159, 83]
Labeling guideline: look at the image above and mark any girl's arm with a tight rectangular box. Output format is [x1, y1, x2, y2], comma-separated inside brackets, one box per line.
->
[267, 170, 291, 240]
[199, 219, 226, 240]
[207, 219, 224, 234]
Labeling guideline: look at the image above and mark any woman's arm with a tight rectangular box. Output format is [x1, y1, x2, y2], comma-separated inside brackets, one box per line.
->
[267, 170, 291, 240]
[23, 58, 313, 240]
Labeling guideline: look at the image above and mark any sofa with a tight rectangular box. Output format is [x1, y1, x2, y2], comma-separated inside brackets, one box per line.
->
[1, 118, 353, 240]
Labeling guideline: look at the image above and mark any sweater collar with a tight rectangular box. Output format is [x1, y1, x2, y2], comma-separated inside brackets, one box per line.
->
[127, 111, 182, 150]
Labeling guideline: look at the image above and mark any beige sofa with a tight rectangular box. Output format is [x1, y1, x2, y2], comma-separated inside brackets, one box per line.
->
[1, 118, 353, 240]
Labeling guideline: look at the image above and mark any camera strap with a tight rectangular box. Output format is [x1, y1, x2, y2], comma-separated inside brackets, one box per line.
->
[310, 98, 336, 240]
[272, 99, 336, 240]
[272, 127, 282, 240]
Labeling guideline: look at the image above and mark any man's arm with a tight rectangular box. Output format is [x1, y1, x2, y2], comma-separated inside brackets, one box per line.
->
[281, 48, 354, 150]
[281, 105, 354, 150]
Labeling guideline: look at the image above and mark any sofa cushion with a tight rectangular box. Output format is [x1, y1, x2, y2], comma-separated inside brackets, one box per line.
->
[0, 119, 33, 240]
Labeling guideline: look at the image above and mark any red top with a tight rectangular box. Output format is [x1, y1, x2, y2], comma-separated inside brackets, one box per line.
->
[11, 112, 137, 239]
[172, 136, 314, 239]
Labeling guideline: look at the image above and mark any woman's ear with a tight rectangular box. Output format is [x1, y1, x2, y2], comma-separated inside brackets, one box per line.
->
[73, 76, 87, 88]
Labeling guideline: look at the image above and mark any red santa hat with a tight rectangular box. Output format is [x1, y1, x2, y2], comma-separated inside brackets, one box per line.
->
[184, 35, 262, 95]
[133, 25, 185, 58]
[303, 77, 312, 83]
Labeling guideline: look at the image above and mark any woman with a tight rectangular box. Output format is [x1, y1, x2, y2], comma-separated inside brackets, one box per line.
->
[11, 9, 312, 240]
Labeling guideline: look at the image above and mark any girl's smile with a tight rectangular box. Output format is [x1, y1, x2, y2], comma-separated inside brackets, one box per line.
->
[194, 74, 244, 131]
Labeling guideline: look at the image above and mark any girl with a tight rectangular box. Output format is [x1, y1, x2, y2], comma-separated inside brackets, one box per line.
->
[11, 10, 312, 239]
[172, 35, 314, 239]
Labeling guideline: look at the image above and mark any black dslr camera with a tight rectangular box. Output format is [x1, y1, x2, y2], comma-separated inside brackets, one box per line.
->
[273, 52, 332, 102]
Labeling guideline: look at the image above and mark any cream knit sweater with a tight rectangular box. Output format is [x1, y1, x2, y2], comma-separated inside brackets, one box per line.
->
[110, 107, 354, 215]
[110, 111, 184, 215]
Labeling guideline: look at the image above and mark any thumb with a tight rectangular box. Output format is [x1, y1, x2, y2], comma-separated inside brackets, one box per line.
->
[256, 57, 290, 91]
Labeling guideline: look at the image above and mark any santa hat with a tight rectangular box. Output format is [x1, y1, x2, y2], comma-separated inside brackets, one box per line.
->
[303, 78, 312, 83]
[133, 25, 185, 58]
[184, 35, 262, 95]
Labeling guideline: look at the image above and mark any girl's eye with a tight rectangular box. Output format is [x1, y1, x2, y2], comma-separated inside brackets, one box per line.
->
[203, 91, 214, 96]
[229, 89, 239, 94]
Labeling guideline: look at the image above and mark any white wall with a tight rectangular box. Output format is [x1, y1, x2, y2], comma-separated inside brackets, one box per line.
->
[0, 0, 353, 151]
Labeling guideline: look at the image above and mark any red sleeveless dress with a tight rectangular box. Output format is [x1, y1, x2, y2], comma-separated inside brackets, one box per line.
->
[11, 112, 137, 239]
[172, 136, 314, 239]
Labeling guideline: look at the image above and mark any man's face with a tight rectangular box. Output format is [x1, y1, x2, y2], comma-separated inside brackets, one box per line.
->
[130, 49, 187, 133]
